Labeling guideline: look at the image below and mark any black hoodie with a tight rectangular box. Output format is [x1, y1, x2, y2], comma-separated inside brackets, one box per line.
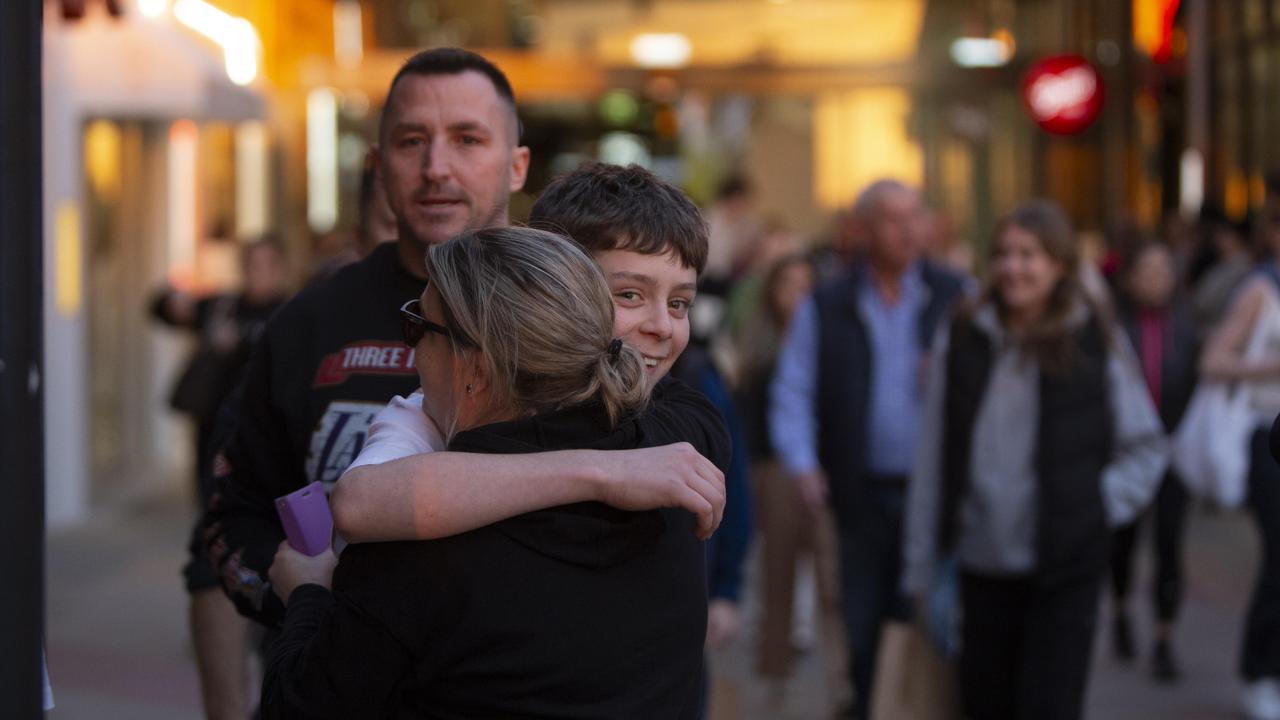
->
[262, 401, 717, 720]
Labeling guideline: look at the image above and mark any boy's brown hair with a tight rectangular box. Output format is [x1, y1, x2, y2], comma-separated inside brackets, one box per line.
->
[528, 162, 708, 274]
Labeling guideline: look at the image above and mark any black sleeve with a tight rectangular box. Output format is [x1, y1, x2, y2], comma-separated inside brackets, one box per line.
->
[149, 287, 204, 329]
[202, 324, 306, 627]
[260, 578, 413, 720]
[639, 376, 733, 472]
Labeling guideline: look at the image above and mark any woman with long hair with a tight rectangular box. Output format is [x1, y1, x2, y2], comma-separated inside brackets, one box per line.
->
[261, 227, 709, 718]
[1107, 238, 1198, 681]
[904, 200, 1167, 720]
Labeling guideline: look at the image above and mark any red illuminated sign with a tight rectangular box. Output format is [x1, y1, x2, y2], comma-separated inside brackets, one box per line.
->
[1021, 55, 1105, 136]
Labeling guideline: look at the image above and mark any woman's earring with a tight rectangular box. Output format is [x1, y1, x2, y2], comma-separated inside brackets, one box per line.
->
[466, 384, 473, 394]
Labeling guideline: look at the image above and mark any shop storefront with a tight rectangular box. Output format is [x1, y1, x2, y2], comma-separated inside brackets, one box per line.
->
[44, 4, 268, 526]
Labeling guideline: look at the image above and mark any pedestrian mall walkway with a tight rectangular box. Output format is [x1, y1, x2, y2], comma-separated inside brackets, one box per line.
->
[46, 483, 1255, 719]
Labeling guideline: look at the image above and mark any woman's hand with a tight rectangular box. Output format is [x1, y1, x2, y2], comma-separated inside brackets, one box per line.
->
[269, 541, 338, 606]
[594, 443, 726, 540]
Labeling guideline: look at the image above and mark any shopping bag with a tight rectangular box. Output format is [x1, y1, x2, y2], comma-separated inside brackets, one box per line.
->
[1171, 383, 1251, 507]
[924, 556, 961, 660]
[1173, 281, 1280, 507]
[871, 621, 960, 720]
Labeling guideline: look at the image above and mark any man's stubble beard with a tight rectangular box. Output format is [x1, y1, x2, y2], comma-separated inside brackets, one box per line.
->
[399, 188, 513, 251]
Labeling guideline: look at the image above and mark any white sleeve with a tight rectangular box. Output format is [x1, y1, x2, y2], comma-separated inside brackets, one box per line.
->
[345, 392, 446, 471]
[1102, 330, 1171, 526]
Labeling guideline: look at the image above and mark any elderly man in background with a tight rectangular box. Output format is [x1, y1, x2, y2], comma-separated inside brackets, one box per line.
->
[770, 179, 967, 720]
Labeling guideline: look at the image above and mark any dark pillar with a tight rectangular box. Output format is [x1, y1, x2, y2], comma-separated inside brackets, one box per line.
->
[0, 0, 45, 717]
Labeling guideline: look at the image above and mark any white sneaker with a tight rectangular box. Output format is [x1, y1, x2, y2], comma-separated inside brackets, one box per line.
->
[1243, 679, 1280, 720]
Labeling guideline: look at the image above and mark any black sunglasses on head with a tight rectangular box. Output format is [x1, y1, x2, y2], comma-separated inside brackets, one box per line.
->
[399, 299, 454, 348]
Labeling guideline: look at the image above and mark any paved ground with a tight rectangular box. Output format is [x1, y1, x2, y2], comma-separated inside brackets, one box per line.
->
[46, 484, 1259, 719]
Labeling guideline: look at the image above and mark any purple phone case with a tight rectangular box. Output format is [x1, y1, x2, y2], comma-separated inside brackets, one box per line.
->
[276, 481, 333, 556]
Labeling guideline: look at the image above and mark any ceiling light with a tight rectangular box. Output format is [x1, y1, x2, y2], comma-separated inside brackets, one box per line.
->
[137, 0, 167, 18]
[950, 36, 1014, 68]
[631, 33, 692, 69]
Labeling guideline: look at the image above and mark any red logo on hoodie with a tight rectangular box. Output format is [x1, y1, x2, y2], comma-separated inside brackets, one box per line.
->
[314, 341, 416, 387]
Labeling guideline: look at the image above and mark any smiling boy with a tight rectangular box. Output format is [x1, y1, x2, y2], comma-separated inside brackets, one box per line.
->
[328, 162, 728, 546]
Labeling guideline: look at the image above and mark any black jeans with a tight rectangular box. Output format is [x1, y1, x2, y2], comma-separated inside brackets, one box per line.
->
[836, 480, 911, 720]
[959, 570, 1102, 720]
[1242, 428, 1280, 680]
[1110, 471, 1189, 622]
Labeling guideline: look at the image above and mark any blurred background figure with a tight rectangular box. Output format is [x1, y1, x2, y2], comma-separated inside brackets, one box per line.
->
[905, 199, 1167, 720]
[152, 237, 289, 502]
[704, 173, 761, 286]
[309, 160, 399, 283]
[918, 205, 972, 277]
[1192, 207, 1255, 337]
[1201, 199, 1280, 720]
[354, 158, 399, 256]
[1108, 238, 1199, 683]
[734, 252, 852, 715]
[150, 237, 290, 720]
[721, 217, 805, 382]
[694, 174, 761, 348]
[771, 178, 966, 720]
[1161, 211, 1199, 288]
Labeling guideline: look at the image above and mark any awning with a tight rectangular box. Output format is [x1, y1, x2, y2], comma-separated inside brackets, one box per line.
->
[45, 10, 265, 122]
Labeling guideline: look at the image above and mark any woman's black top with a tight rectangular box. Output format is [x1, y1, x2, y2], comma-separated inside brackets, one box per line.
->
[262, 384, 728, 719]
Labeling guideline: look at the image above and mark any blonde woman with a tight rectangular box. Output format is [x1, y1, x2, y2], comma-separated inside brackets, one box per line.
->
[261, 227, 710, 718]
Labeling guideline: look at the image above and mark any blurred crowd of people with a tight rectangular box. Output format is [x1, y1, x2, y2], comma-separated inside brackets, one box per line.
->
[682, 169, 1280, 720]
[147, 46, 1280, 720]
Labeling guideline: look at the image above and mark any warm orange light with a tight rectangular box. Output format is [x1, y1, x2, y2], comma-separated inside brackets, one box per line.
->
[55, 201, 83, 316]
[1133, 0, 1180, 62]
[84, 120, 122, 203]
[564, 1, 925, 68]
[814, 88, 923, 210]
[1252, 172, 1268, 210]
[1226, 168, 1250, 220]
[172, 0, 260, 85]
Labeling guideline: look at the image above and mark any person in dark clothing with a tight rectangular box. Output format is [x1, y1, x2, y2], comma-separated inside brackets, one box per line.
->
[264, 227, 725, 718]
[669, 342, 754, 718]
[770, 179, 967, 719]
[672, 345, 753, 644]
[152, 238, 287, 720]
[904, 200, 1167, 720]
[203, 51, 722, 633]
[1108, 239, 1199, 681]
[154, 238, 288, 503]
